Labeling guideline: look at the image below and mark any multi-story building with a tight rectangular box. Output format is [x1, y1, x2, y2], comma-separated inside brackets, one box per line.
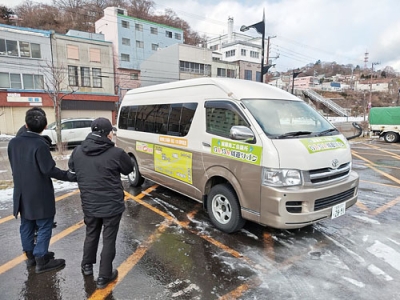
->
[206, 17, 266, 81]
[95, 6, 184, 92]
[140, 43, 238, 87]
[51, 30, 117, 120]
[0, 24, 118, 134]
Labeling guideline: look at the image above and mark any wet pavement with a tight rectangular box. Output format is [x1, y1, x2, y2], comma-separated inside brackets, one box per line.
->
[1, 132, 400, 299]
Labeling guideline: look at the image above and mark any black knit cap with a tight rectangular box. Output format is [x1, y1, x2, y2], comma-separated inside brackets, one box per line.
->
[91, 117, 114, 135]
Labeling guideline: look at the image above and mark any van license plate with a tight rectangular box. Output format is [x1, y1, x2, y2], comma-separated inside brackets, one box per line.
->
[331, 202, 346, 219]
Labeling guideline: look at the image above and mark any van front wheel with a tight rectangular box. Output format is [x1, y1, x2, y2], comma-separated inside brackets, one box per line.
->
[128, 156, 145, 187]
[207, 184, 246, 233]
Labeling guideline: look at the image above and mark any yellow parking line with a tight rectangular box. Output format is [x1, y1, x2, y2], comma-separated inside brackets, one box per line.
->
[0, 220, 84, 275]
[219, 276, 261, 300]
[370, 196, 400, 216]
[0, 189, 80, 225]
[89, 222, 170, 300]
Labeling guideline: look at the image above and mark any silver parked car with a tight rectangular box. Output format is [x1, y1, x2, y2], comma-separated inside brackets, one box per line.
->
[42, 118, 94, 147]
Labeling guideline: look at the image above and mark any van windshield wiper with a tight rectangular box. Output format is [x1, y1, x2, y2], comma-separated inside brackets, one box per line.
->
[316, 128, 338, 136]
[277, 131, 312, 138]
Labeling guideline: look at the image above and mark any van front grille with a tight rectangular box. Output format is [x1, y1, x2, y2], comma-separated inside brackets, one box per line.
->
[309, 163, 350, 184]
[314, 187, 356, 211]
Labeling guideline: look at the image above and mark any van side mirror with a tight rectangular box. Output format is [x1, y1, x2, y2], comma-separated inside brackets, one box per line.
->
[230, 126, 255, 142]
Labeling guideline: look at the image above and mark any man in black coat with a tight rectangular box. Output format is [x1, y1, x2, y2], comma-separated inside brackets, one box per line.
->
[8, 108, 74, 274]
[68, 117, 133, 289]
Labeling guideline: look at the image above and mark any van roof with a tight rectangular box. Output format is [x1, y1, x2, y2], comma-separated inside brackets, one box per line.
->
[126, 78, 299, 101]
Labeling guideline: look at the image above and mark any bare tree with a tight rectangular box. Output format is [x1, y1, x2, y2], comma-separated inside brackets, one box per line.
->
[42, 61, 77, 154]
[0, 5, 14, 24]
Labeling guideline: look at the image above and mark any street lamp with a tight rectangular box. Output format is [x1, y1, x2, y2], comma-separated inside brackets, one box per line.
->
[291, 69, 302, 94]
[240, 9, 266, 83]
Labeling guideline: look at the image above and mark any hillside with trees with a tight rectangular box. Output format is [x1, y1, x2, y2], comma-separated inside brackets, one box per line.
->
[0, 0, 205, 46]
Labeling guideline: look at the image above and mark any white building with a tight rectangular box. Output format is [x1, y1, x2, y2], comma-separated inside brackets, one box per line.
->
[140, 43, 239, 87]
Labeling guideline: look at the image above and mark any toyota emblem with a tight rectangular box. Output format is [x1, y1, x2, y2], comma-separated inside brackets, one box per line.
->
[332, 159, 339, 168]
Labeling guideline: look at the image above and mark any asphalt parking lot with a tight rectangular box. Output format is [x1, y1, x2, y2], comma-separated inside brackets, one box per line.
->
[1, 135, 400, 299]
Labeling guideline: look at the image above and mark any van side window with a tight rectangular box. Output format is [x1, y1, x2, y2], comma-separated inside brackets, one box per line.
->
[118, 103, 197, 136]
[205, 102, 248, 138]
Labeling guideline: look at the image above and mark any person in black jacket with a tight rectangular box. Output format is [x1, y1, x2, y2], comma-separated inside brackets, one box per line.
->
[8, 107, 74, 274]
[68, 117, 133, 289]
[16, 107, 57, 232]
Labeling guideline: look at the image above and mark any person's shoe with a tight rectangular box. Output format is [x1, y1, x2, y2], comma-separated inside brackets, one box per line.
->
[35, 255, 65, 274]
[81, 263, 93, 276]
[25, 251, 55, 267]
[52, 222, 57, 228]
[96, 269, 118, 289]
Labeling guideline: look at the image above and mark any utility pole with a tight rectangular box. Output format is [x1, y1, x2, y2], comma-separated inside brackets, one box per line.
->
[369, 62, 380, 111]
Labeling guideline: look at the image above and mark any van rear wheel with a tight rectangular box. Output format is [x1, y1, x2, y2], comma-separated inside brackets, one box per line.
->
[384, 132, 399, 143]
[128, 156, 144, 187]
[207, 183, 246, 233]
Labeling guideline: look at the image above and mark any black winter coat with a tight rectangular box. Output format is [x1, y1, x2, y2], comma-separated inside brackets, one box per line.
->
[68, 133, 133, 218]
[8, 132, 70, 219]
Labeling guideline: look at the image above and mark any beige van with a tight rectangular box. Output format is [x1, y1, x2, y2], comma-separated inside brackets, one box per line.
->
[116, 78, 359, 233]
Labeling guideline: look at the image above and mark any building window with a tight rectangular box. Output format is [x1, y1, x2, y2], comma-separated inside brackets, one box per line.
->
[121, 53, 130, 62]
[89, 48, 100, 62]
[217, 68, 226, 77]
[165, 31, 172, 38]
[68, 66, 79, 86]
[67, 45, 79, 60]
[227, 69, 235, 78]
[122, 38, 130, 46]
[152, 44, 158, 51]
[31, 43, 41, 58]
[135, 23, 143, 31]
[10, 73, 22, 89]
[92, 68, 102, 88]
[225, 50, 236, 58]
[175, 33, 181, 40]
[250, 51, 259, 58]
[256, 71, 261, 82]
[117, 9, 125, 15]
[150, 27, 158, 34]
[19, 41, 31, 57]
[241, 49, 246, 56]
[210, 45, 218, 51]
[22, 74, 44, 89]
[136, 41, 144, 48]
[130, 73, 138, 80]
[179, 61, 211, 76]
[121, 20, 129, 28]
[0, 72, 9, 88]
[81, 67, 90, 87]
[244, 70, 252, 80]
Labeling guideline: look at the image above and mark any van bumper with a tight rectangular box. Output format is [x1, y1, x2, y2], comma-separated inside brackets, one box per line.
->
[258, 170, 359, 229]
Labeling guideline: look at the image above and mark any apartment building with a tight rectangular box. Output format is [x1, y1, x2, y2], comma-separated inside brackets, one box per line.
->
[95, 6, 184, 91]
[0, 24, 118, 134]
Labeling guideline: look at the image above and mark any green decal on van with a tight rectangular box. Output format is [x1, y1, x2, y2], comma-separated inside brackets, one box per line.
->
[300, 136, 347, 153]
[154, 145, 193, 184]
[136, 141, 154, 154]
[211, 138, 262, 165]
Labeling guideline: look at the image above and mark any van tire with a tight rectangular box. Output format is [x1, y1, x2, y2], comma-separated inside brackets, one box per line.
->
[384, 132, 399, 143]
[207, 183, 246, 233]
[128, 156, 144, 187]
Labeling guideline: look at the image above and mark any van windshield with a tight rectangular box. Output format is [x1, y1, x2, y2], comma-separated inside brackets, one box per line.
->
[241, 99, 337, 139]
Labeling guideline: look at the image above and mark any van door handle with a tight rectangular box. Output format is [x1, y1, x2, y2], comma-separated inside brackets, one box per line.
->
[202, 142, 210, 147]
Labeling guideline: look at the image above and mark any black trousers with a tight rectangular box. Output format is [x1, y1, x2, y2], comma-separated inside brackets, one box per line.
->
[82, 213, 122, 278]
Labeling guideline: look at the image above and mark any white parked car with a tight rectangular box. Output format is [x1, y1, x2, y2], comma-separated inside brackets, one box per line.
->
[42, 118, 94, 147]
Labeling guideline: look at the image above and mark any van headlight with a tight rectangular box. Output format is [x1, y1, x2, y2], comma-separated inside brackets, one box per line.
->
[261, 168, 302, 187]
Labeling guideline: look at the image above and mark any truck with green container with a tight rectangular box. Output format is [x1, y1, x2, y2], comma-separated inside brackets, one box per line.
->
[369, 107, 400, 143]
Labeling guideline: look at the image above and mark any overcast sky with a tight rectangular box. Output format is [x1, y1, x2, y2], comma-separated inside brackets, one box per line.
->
[2, 0, 400, 73]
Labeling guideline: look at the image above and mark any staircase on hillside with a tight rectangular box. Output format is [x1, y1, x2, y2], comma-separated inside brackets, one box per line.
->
[303, 89, 349, 117]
